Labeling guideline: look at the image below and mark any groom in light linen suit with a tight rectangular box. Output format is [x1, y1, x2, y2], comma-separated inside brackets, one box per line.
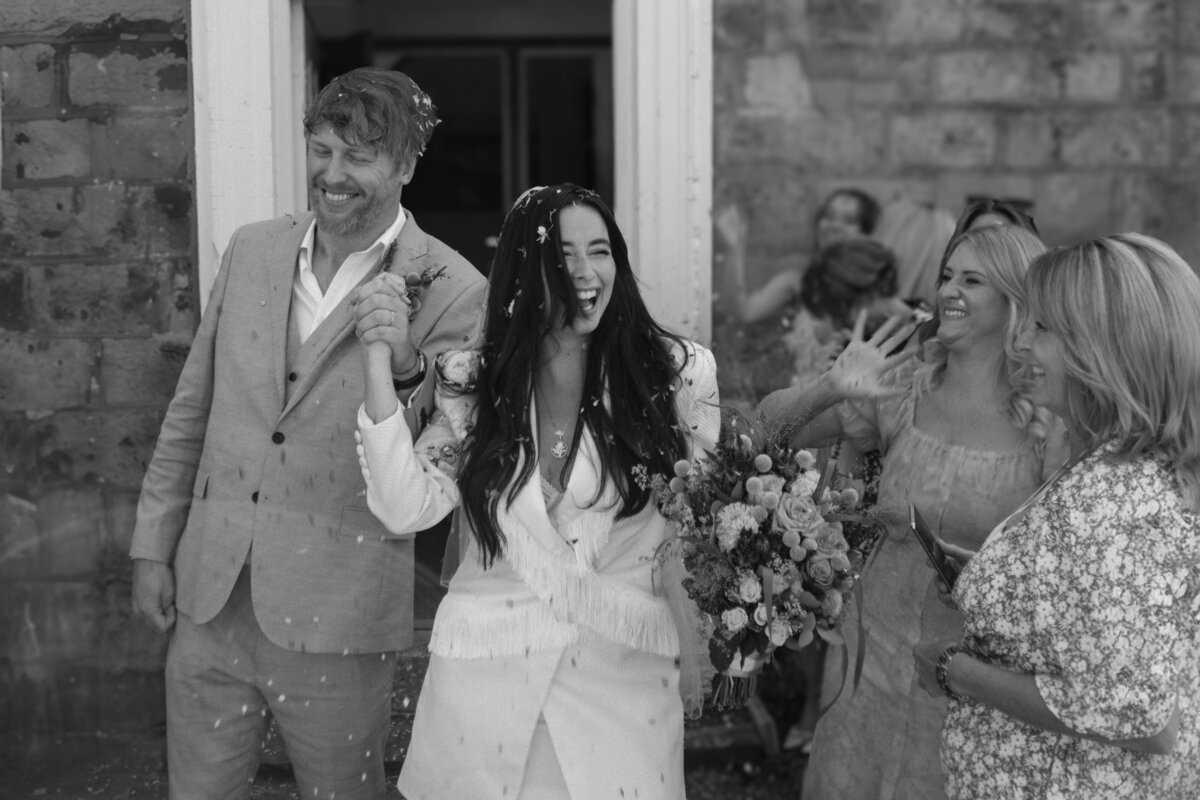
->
[129, 69, 485, 799]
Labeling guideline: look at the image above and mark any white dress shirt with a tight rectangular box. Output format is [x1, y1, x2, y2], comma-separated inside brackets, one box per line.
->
[292, 204, 406, 343]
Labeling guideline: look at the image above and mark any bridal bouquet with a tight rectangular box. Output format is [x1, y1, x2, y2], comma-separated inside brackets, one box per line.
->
[644, 409, 877, 710]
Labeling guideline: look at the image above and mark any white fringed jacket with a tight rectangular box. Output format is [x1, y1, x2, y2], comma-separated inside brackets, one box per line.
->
[354, 342, 720, 664]
[357, 341, 718, 799]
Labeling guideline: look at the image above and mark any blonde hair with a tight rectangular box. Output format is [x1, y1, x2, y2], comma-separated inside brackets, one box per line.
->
[1025, 233, 1200, 511]
[916, 225, 1050, 434]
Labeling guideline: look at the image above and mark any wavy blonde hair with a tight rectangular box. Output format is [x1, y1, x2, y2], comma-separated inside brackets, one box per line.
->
[1025, 233, 1200, 511]
[915, 225, 1050, 435]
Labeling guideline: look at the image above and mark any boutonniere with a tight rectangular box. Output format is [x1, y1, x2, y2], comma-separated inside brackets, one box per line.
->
[402, 265, 448, 316]
[380, 240, 449, 318]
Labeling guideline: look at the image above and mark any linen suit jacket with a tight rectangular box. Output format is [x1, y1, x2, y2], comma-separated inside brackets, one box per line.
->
[130, 210, 486, 654]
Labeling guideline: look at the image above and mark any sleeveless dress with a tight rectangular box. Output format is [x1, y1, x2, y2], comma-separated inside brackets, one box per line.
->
[801, 362, 1057, 800]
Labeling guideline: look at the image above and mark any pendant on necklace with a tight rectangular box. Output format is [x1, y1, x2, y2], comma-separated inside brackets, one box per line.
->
[550, 432, 569, 459]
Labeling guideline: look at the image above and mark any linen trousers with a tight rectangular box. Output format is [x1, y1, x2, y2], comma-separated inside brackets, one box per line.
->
[165, 566, 396, 800]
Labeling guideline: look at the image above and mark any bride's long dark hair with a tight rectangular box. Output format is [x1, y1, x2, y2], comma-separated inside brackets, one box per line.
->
[457, 184, 690, 566]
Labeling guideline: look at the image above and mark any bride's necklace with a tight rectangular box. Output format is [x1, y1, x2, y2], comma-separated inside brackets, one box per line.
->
[535, 384, 577, 460]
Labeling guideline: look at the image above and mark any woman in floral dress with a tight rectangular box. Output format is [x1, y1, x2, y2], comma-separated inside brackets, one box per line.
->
[759, 224, 1064, 799]
[916, 233, 1200, 799]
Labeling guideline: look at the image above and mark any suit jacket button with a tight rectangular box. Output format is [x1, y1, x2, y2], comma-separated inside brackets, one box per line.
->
[251, 491, 259, 503]
[272, 432, 285, 444]
[288, 371, 298, 382]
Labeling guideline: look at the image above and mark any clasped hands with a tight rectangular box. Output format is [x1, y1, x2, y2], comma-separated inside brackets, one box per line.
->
[353, 272, 420, 376]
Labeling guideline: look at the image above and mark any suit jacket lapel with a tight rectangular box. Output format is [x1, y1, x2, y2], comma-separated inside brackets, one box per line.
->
[280, 209, 431, 420]
[268, 213, 311, 412]
[280, 292, 358, 419]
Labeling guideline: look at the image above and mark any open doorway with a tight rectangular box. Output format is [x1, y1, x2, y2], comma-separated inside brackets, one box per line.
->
[305, 2, 614, 274]
[303, 0, 613, 621]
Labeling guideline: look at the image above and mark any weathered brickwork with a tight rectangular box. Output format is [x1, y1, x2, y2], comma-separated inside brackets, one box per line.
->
[0, 0, 195, 739]
[716, 0, 1200, 291]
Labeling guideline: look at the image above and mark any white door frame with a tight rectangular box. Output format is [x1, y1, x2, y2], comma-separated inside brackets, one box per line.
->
[613, 0, 713, 342]
[191, 0, 307, 309]
[191, 0, 713, 342]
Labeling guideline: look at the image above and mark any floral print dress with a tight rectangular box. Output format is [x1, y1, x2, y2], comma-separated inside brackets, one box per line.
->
[944, 444, 1200, 799]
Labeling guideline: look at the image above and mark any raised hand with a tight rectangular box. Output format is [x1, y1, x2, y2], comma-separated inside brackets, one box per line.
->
[354, 272, 419, 376]
[714, 203, 748, 252]
[826, 310, 921, 400]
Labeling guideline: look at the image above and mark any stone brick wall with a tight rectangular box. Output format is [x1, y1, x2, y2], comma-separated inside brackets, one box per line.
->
[715, 0, 1200, 287]
[0, 0, 194, 741]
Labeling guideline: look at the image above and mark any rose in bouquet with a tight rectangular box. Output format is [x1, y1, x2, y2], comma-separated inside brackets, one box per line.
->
[646, 408, 880, 710]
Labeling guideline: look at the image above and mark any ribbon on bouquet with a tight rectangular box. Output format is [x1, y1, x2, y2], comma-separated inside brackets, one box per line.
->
[811, 441, 841, 506]
[760, 565, 774, 662]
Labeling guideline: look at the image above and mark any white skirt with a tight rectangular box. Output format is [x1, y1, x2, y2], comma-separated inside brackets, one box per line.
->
[398, 634, 685, 800]
[518, 716, 570, 799]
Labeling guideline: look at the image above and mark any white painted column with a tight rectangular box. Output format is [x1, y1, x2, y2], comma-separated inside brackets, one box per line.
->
[191, 0, 307, 311]
[613, 0, 713, 343]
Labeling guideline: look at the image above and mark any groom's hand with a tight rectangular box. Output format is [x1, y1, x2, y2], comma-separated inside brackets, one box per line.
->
[354, 273, 418, 375]
[132, 558, 177, 633]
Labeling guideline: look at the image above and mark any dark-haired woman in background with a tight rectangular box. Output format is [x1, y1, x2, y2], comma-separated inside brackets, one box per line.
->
[953, 196, 1039, 237]
[353, 184, 718, 799]
[920, 233, 1200, 799]
[718, 187, 883, 327]
[782, 237, 910, 386]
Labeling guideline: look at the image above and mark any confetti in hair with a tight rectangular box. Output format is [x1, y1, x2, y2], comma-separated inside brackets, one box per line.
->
[304, 67, 441, 165]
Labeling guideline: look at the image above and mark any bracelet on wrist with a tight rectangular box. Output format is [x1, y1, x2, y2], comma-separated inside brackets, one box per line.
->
[936, 644, 964, 701]
[392, 349, 427, 391]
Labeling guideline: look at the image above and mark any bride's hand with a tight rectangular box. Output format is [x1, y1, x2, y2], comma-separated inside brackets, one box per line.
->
[826, 310, 921, 400]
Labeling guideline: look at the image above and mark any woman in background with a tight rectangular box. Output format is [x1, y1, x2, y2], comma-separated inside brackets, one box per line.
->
[717, 187, 882, 326]
[921, 233, 1200, 799]
[354, 184, 719, 799]
[760, 224, 1064, 800]
[953, 196, 1039, 236]
[781, 237, 910, 386]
